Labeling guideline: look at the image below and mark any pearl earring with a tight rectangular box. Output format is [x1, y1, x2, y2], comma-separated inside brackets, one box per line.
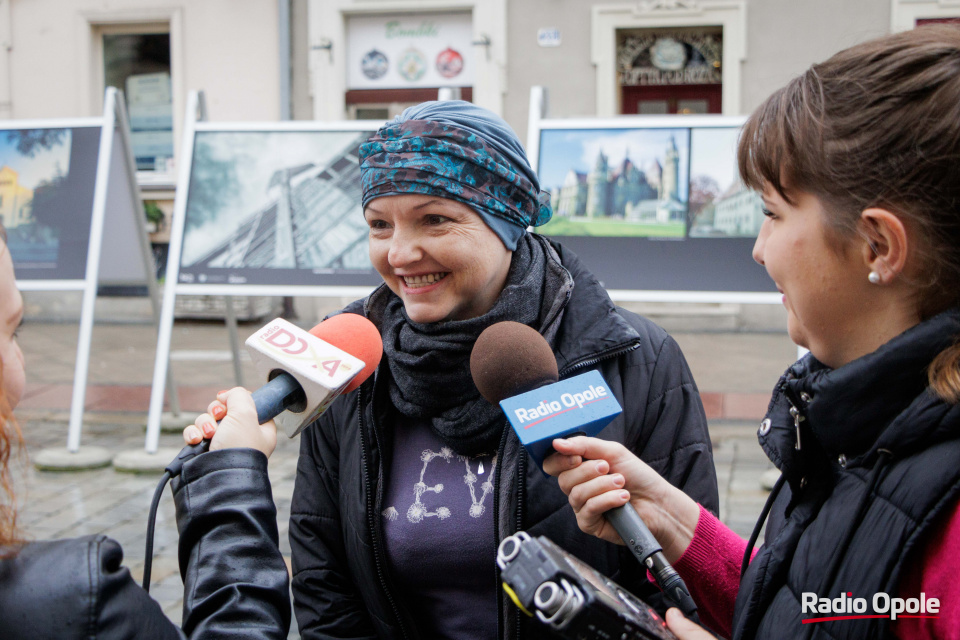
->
[868, 271, 881, 284]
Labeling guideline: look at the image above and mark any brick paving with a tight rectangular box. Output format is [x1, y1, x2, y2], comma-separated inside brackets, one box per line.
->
[11, 318, 792, 637]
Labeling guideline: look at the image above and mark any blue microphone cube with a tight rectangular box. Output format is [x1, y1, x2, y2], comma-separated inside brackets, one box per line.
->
[500, 370, 623, 471]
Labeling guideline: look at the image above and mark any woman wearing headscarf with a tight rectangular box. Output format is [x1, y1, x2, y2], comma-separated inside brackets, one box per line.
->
[287, 101, 719, 639]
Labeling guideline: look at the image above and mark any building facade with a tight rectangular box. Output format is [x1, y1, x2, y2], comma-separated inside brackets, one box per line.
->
[713, 181, 764, 237]
[2, 0, 958, 238]
[188, 135, 369, 273]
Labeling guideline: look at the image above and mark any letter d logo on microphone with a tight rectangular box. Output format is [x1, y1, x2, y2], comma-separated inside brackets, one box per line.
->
[499, 370, 622, 470]
[246, 318, 367, 437]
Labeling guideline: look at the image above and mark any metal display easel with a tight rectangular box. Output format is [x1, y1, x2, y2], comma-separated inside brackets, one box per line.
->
[8, 87, 180, 469]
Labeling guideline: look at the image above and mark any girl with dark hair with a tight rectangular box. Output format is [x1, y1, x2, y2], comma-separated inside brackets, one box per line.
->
[0, 230, 291, 638]
[546, 25, 960, 640]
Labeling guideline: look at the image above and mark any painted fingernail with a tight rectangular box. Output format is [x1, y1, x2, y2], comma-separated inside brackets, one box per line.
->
[211, 405, 225, 420]
[201, 421, 215, 438]
[186, 427, 201, 442]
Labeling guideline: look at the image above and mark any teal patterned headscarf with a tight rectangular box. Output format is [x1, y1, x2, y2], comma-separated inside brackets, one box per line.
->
[358, 100, 553, 250]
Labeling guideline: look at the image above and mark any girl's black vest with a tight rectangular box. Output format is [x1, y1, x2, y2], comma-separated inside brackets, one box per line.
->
[731, 308, 960, 640]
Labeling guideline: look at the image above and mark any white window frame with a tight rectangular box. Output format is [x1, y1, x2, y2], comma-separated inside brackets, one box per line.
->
[77, 9, 184, 189]
[591, 0, 747, 117]
[891, 0, 960, 30]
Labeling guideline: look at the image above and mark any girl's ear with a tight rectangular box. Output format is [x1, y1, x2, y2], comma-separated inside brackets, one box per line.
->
[859, 208, 909, 284]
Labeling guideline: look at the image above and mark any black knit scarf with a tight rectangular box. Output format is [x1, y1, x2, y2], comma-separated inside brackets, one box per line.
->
[380, 234, 556, 456]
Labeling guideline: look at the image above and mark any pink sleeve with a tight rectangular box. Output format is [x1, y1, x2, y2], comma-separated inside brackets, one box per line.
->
[892, 499, 960, 640]
[671, 504, 753, 637]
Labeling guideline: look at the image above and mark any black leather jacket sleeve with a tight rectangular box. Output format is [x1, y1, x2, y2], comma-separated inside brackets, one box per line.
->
[172, 448, 291, 639]
[0, 448, 289, 640]
[0, 535, 185, 639]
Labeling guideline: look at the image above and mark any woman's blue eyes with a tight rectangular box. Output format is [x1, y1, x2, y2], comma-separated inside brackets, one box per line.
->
[762, 207, 777, 219]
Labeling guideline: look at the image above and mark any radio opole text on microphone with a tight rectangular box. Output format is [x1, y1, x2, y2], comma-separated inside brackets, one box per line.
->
[499, 370, 621, 469]
[513, 383, 610, 424]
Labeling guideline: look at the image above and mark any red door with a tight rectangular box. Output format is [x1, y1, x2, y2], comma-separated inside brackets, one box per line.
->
[621, 84, 722, 115]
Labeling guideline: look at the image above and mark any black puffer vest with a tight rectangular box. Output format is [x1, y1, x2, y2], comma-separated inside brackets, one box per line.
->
[730, 308, 960, 640]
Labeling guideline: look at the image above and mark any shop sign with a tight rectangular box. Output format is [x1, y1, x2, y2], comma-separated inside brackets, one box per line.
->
[346, 13, 474, 89]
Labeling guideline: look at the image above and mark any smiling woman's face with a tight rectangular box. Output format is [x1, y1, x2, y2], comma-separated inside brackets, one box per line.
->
[751, 187, 872, 368]
[364, 194, 513, 324]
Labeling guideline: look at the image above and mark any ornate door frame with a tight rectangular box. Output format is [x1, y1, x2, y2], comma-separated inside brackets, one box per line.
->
[591, 1, 746, 117]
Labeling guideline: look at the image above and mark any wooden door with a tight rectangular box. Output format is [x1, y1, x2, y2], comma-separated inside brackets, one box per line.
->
[621, 85, 722, 115]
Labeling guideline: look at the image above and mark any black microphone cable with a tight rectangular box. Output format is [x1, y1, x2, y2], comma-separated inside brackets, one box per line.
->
[141, 440, 211, 592]
[140, 373, 305, 592]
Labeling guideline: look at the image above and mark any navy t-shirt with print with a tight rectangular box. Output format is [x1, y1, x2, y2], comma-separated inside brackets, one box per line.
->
[382, 415, 498, 639]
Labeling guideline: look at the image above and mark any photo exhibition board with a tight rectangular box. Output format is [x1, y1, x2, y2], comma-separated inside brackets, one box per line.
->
[177, 125, 386, 289]
[0, 124, 101, 281]
[3, 89, 168, 455]
[532, 116, 777, 297]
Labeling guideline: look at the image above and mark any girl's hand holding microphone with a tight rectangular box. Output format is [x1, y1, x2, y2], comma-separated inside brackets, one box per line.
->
[182, 388, 277, 458]
[545, 437, 714, 639]
[543, 436, 701, 565]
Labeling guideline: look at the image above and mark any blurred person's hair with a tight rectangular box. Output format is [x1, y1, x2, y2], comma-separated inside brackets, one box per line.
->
[0, 229, 24, 553]
[0, 353, 23, 553]
[738, 24, 960, 402]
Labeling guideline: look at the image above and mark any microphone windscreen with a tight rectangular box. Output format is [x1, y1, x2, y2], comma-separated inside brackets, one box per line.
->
[471, 321, 559, 405]
[310, 313, 383, 392]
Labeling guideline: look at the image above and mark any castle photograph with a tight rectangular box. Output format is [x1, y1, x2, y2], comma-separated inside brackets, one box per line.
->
[687, 127, 765, 238]
[536, 128, 689, 237]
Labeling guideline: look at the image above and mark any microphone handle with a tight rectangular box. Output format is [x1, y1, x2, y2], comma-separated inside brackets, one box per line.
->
[251, 372, 305, 423]
[606, 503, 661, 559]
[606, 503, 699, 620]
[164, 373, 304, 476]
